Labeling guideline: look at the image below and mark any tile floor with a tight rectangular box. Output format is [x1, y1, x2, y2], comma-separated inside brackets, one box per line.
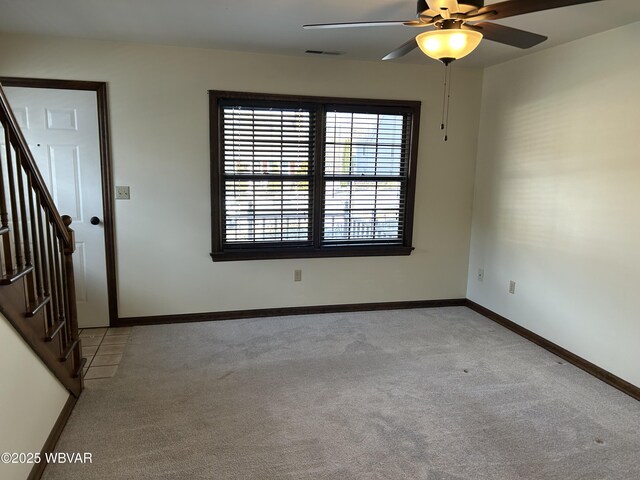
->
[79, 327, 131, 382]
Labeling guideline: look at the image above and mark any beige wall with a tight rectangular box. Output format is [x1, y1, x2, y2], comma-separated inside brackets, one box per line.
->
[0, 32, 483, 318]
[0, 313, 70, 480]
[467, 22, 640, 387]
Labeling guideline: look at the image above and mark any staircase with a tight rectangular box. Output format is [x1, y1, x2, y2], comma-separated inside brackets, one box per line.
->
[0, 83, 83, 397]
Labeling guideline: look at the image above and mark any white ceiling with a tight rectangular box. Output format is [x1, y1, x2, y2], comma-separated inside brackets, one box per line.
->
[0, 0, 639, 67]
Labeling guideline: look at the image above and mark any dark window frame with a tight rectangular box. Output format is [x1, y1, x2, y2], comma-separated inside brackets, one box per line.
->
[209, 90, 421, 261]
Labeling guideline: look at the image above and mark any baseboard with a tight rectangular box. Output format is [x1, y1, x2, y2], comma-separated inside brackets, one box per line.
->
[115, 298, 467, 327]
[465, 299, 640, 402]
[28, 394, 77, 480]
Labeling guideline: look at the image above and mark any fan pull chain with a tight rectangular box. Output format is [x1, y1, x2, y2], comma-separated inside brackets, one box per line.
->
[440, 63, 452, 142]
[444, 64, 452, 142]
[440, 63, 448, 132]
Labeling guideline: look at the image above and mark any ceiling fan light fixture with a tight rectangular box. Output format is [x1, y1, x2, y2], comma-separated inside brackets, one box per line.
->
[416, 29, 483, 64]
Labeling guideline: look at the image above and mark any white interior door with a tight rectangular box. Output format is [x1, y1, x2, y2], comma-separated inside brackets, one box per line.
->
[5, 87, 110, 328]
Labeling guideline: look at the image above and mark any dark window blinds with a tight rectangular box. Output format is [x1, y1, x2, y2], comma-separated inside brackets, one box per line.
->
[323, 111, 409, 244]
[222, 106, 313, 244]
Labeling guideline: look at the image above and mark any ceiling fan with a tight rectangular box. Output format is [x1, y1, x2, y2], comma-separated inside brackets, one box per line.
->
[304, 0, 603, 64]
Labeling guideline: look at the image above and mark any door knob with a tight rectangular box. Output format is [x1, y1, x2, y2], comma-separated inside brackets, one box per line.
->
[90, 216, 101, 225]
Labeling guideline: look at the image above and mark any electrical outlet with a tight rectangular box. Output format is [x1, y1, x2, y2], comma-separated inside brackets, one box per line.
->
[477, 268, 484, 282]
[294, 269, 302, 282]
[509, 280, 516, 294]
[115, 186, 130, 200]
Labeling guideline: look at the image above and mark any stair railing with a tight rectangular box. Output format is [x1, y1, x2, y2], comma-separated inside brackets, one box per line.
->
[0, 82, 82, 396]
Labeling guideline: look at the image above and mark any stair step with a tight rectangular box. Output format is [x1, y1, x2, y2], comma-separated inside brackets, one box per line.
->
[60, 339, 79, 362]
[45, 320, 66, 342]
[0, 226, 8, 235]
[26, 295, 51, 317]
[0, 265, 34, 285]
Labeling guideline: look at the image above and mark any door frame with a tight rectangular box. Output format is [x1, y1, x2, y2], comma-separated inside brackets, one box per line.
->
[0, 76, 118, 326]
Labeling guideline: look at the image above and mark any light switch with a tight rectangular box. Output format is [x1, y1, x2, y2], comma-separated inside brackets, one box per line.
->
[115, 186, 130, 200]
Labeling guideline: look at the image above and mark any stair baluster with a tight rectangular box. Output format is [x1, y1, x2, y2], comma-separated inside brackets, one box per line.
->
[3, 135, 24, 272]
[0, 141, 12, 270]
[16, 151, 36, 306]
[26, 175, 45, 308]
[37, 193, 54, 327]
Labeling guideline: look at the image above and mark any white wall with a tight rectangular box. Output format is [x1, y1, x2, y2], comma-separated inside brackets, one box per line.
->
[467, 22, 640, 387]
[0, 32, 483, 317]
[0, 313, 70, 480]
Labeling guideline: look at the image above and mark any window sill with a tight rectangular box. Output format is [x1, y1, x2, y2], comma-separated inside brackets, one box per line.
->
[210, 245, 414, 262]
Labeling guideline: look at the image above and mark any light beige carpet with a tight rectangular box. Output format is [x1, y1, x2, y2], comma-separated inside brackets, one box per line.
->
[44, 307, 640, 479]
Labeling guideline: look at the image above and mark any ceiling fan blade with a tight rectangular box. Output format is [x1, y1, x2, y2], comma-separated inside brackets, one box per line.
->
[405, 18, 437, 27]
[464, 10, 499, 23]
[382, 37, 419, 61]
[303, 20, 412, 29]
[466, 22, 548, 49]
[417, 0, 429, 16]
[472, 0, 602, 22]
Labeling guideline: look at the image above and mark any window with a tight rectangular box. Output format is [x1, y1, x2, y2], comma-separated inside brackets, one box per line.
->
[209, 91, 420, 261]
